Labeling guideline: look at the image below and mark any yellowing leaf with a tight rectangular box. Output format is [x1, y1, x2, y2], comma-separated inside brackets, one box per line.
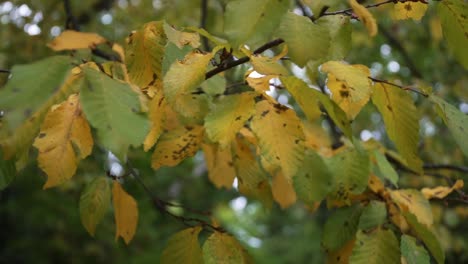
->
[393, 2, 428, 21]
[422, 180, 464, 200]
[247, 47, 289, 76]
[251, 100, 305, 180]
[349, 0, 378, 37]
[143, 91, 166, 151]
[322, 204, 363, 251]
[33, 94, 93, 188]
[79, 177, 111, 236]
[372, 82, 422, 173]
[161, 227, 203, 264]
[280, 76, 322, 121]
[151, 125, 204, 169]
[349, 229, 400, 264]
[47, 30, 107, 51]
[327, 239, 355, 264]
[203, 232, 252, 264]
[164, 22, 200, 49]
[232, 137, 273, 207]
[205, 92, 256, 147]
[271, 172, 297, 209]
[125, 21, 166, 93]
[246, 74, 275, 94]
[112, 181, 138, 244]
[401, 235, 430, 264]
[202, 143, 236, 189]
[390, 189, 433, 227]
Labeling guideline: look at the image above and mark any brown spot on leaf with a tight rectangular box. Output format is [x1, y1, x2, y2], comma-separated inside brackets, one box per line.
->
[339, 90, 349, 98]
[261, 110, 270, 117]
[404, 3, 412, 11]
[38, 133, 46, 138]
[24, 109, 32, 117]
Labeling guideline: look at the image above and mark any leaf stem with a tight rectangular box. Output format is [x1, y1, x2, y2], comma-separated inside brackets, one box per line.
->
[370, 77, 428, 97]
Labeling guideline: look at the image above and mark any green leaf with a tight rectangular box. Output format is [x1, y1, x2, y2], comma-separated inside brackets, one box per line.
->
[161, 227, 204, 264]
[80, 67, 149, 160]
[317, 15, 352, 61]
[277, 12, 330, 67]
[358, 201, 387, 230]
[373, 150, 399, 187]
[201, 75, 226, 96]
[125, 21, 167, 89]
[162, 42, 193, 77]
[401, 235, 430, 264]
[438, 0, 468, 69]
[349, 229, 400, 264]
[203, 232, 252, 264]
[251, 100, 306, 180]
[224, 0, 288, 49]
[0, 149, 15, 190]
[79, 177, 111, 236]
[293, 150, 333, 205]
[205, 92, 256, 147]
[322, 204, 363, 251]
[328, 146, 370, 198]
[372, 82, 422, 173]
[403, 212, 445, 264]
[0, 56, 77, 159]
[430, 95, 468, 158]
[280, 76, 322, 121]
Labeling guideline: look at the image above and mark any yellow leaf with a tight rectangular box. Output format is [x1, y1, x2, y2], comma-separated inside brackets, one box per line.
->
[202, 143, 236, 189]
[33, 94, 93, 188]
[246, 74, 275, 94]
[47, 30, 107, 51]
[271, 172, 297, 209]
[112, 43, 126, 63]
[205, 92, 256, 147]
[161, 227, 203, 264]
[143, 91, 166, 151]
[322, 61, 371, 119]
[251, 100, 305, 180]
[151, 125, 204, 169]
[327, 239, 355, 264]
[390, 189, 433, 226]
[164, 22, 200, 48]
[302, 122, 332, 154]
[203, 232, 253, 263]
[393, 2, 428, 21]
[112, 181, 138, 244]
[349, 0, 378, 37]
[232, 137, 273, 207]
[422, 180, 464, 200]
[280, 76, 322, 122]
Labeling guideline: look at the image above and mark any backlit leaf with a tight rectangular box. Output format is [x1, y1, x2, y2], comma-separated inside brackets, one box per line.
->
[394, 2, 428, 21]
[280, 76, 322, 121]
[0, 56, 76, 159]
[79, 177, 111, 236]
[232, 137, 272, 207]
[322, 204, 363, 251]
[205, 92, 256, 147]
[358, 201, 387, 230]
[277, 12, 330, 67]
[202, 143, 236, 189]
[349, 229, 400, 264]
[430, 95, 468, 158]
[112, 181, 138, 245]
[249, 53, 289, 76]
[372, 82, 422, 173]
[80, 67, 149, 161]
[293, 150, 333, 205]
[349, 0, 377, 37]
[271, 171, 297, 209]
[224, 0, 288, 48]
[125, 21, 167, 92]
[143, 90, 166, 151]
[400, 234, 430, 264]
[438, 0, 468, 69]
[47, 30, 107, 51]
[151, 125, 204, 169]
[327, 239, 355, 264]
[33, 94, 93, 188]
[164, 22, 200, 49]
[373, 150, 399, 187]
[421, 179, 464, 200]
[403, 212, 444, 264]
[161, 227, 203, 264]
[203, 232, 252, 264]
[251, 100, 305, 180]
[390, 189, 433, 227]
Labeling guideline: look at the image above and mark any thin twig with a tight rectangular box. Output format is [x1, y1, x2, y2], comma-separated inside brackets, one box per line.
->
[63, 0, 79, 30]
[423, 164, 468, 174]
[0, 69, 10, 74]
[200, 0, 210, 51]
[370, 77, 428, 97]
[320, 0, 395, 18]
[205, 38, 284, 79]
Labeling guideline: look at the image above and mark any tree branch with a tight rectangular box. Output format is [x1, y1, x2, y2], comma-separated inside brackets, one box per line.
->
[370, 77, 428, 97]
[205, 38, 285, 79]
[200, 0, 210, 51]
[125, 161, 226, 232]
[423, 164, 468, 174]
[0, 69, 10, 74]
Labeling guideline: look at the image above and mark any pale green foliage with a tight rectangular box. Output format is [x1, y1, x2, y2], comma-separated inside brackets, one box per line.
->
[322, 205, 363, 251]
[349, 229, 400, 264]
[79, 177, 111, 236]
[401, 235, 430, 264]
[203, 232, 252, 264]
[161, 227, 204, 264]
[358, 201, 387, 230]
[373, 150, 399, 187]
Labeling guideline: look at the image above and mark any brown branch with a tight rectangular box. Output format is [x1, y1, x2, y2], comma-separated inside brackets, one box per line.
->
[320, 0, 395, 18]
[0, 69, 10, 74]
[370, 77, 428, 97]
[205, 38, 285, 79]
[126, 161, 226, 233]
[200, 0, 210, 51]
[423, 164, 468, 174]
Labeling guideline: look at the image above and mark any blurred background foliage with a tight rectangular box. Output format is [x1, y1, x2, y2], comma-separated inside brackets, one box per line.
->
[0, 0, 467, 263]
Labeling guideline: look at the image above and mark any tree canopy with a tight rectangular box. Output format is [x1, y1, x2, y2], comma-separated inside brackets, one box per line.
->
[0, 0, 467, 263]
